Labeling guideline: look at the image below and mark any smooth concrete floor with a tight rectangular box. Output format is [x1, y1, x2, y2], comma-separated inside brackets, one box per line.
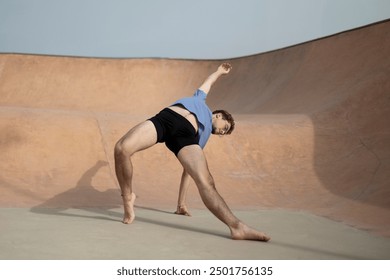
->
[0, 207, 389, 260]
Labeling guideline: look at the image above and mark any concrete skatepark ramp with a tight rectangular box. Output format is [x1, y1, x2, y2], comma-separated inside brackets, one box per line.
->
[0, 20, 389, 239]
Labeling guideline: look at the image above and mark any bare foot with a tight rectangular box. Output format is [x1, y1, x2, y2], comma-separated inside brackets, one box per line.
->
[174, 205, 191, 216]
[231, 222, 270, 242]
[122, 193, 136, 224]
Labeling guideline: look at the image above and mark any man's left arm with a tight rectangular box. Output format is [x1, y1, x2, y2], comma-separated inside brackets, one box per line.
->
[174, 169, 192, 216]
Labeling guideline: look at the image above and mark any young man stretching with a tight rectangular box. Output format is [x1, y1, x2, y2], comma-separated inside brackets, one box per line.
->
[114, 63, 270, 241]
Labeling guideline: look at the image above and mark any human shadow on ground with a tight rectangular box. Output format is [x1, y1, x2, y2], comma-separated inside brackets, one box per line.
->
[30, 160, 228, 239]
[30, 160, 120, 211]
[30, 161, 372, 258]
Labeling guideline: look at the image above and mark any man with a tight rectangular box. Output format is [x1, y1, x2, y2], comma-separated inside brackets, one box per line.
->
[114, 63, 270, 241]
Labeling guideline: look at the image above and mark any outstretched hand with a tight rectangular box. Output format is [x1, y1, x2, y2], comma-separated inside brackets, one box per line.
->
[218, 63, 232, 74]
[199, 62, 232, 94]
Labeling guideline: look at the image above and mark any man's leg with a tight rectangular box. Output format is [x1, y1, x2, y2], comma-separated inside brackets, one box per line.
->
[114, 120, 157, 224]
[177, 145, 270, 241]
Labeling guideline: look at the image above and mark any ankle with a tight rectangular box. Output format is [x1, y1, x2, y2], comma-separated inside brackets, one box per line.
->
[121, 192, 134, 200]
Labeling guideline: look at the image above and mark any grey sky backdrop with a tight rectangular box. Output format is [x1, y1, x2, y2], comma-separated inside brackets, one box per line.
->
[0, 0, 389, 59]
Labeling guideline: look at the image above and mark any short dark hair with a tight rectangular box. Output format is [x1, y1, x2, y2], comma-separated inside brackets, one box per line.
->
[212, 109, 235, 135]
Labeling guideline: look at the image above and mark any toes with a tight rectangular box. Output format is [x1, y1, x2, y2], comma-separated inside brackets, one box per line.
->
[261, 235, 271, 242]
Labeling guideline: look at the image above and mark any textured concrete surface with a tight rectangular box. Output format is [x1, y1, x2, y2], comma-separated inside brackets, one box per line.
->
[1, 208, 389, 260]
[0, 21, 389, 259]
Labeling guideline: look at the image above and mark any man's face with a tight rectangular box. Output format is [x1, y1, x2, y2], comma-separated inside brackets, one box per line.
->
[212, 113, 231, 135]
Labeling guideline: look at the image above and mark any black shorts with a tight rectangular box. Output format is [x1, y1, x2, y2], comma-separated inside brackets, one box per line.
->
[148, 108, 200, 156]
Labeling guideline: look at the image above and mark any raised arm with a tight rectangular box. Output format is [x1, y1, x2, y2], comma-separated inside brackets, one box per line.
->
[199, 63, 232, 94]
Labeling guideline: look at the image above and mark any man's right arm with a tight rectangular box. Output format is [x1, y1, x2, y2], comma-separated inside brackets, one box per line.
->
[199, 63, 232, 94]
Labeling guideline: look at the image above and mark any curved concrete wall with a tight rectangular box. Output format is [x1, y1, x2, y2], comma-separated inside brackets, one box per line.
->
[0, 21, 389, 236]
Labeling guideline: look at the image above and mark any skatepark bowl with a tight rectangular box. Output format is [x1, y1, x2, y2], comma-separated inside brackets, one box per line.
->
[0, 20, 389, 259]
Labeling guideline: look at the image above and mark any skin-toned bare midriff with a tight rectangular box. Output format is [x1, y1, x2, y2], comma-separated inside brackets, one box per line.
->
[168, 105, 199, 133]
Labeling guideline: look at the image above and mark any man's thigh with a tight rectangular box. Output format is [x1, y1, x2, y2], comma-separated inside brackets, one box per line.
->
[177, 145, 212, 185]
[117, 120, 157, 154]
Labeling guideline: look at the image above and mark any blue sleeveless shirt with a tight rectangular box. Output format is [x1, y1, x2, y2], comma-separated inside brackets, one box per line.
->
[172, 89, 212, 148]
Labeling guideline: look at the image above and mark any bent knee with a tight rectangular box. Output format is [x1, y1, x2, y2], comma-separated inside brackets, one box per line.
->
[114, 139, 134, 158]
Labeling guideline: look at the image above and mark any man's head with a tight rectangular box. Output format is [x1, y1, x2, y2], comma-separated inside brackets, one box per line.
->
[212, 110, 235, 136]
